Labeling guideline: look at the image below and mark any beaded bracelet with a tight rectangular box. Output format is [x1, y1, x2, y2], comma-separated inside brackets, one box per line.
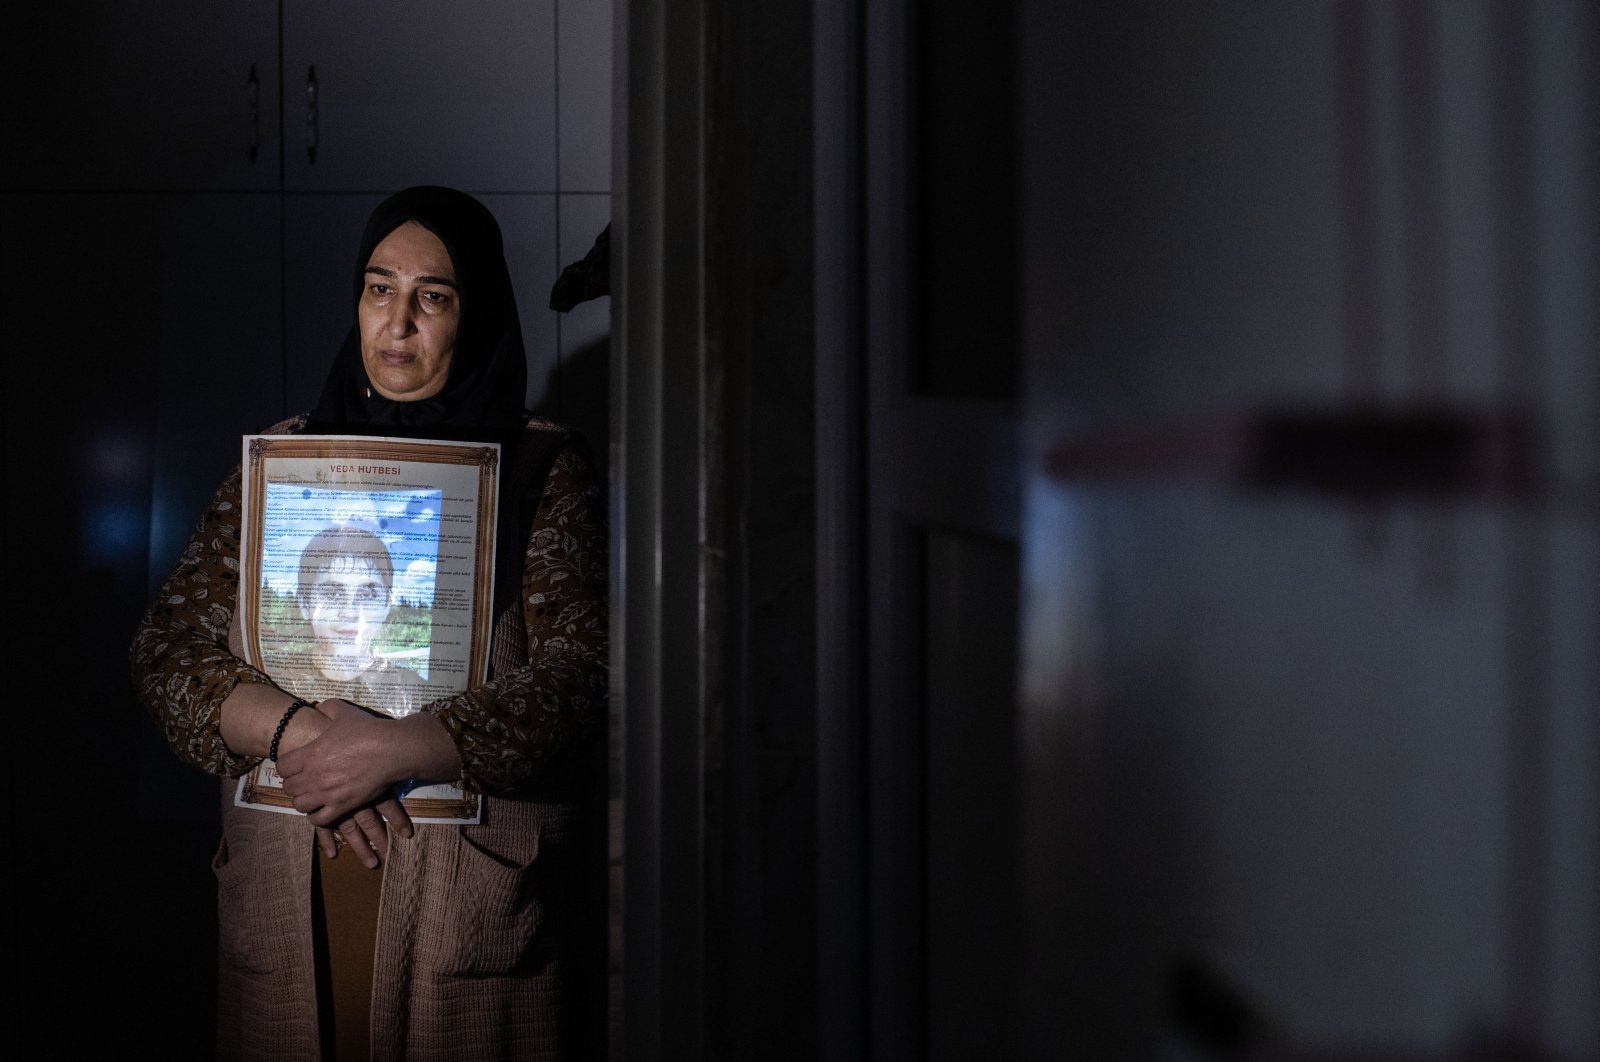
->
[268, 699, 312, 762]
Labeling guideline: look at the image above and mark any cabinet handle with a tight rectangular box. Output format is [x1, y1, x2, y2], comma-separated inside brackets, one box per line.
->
[247, 64, 260, 163]
[306, 65, 319, 164]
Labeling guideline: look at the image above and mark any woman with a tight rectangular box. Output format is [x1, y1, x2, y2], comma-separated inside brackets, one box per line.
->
[130, 186, 607, 1061]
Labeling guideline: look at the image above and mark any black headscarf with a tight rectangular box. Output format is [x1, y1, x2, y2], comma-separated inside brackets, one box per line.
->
[305, 185, 528, 440]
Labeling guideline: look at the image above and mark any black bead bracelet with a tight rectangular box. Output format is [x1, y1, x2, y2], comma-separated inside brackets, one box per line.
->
[269, 699, 312, 762]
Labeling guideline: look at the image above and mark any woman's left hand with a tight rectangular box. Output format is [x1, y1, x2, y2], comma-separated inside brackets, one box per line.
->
[275, 699, 415, 826]
[319, 803, 407, 869]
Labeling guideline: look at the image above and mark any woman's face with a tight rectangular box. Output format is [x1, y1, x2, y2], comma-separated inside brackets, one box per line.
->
[305, 559, 393, 680]
[359, 220, 461, 402]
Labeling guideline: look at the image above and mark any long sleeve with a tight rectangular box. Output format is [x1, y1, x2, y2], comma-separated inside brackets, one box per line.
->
[424, 440, 609, 796]
[129, 467, 278, 777]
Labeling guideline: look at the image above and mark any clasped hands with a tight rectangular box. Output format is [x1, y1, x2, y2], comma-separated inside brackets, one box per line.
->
[275, 699, 417, 870]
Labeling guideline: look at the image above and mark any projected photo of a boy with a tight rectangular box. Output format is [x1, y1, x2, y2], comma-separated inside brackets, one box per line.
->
[298, 526, 395, 682]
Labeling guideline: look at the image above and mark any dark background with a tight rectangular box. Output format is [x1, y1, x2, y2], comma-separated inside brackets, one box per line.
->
[8, 2, 1600, 1061]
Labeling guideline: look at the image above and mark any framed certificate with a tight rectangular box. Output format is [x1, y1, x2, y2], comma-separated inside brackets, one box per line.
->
[232, 433, 501, 824]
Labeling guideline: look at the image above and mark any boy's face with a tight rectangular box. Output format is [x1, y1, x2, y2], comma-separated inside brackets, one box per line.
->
[305, 558, 392, 679]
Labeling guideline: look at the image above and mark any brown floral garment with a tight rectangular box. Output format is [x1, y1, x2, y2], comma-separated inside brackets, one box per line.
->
[129, 418, 609, 797]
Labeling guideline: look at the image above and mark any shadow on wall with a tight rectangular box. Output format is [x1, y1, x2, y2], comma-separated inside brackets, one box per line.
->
[535, 221, 610, 484]
[532, 335, 610, 490]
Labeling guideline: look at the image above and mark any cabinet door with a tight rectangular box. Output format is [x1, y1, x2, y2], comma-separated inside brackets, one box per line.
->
[0, 191, 282, 591]
[1, 4, 279, 191]
[281, 0, 557, 192]
[283, 194, 560, 416]
[146, 195, 287, 586]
